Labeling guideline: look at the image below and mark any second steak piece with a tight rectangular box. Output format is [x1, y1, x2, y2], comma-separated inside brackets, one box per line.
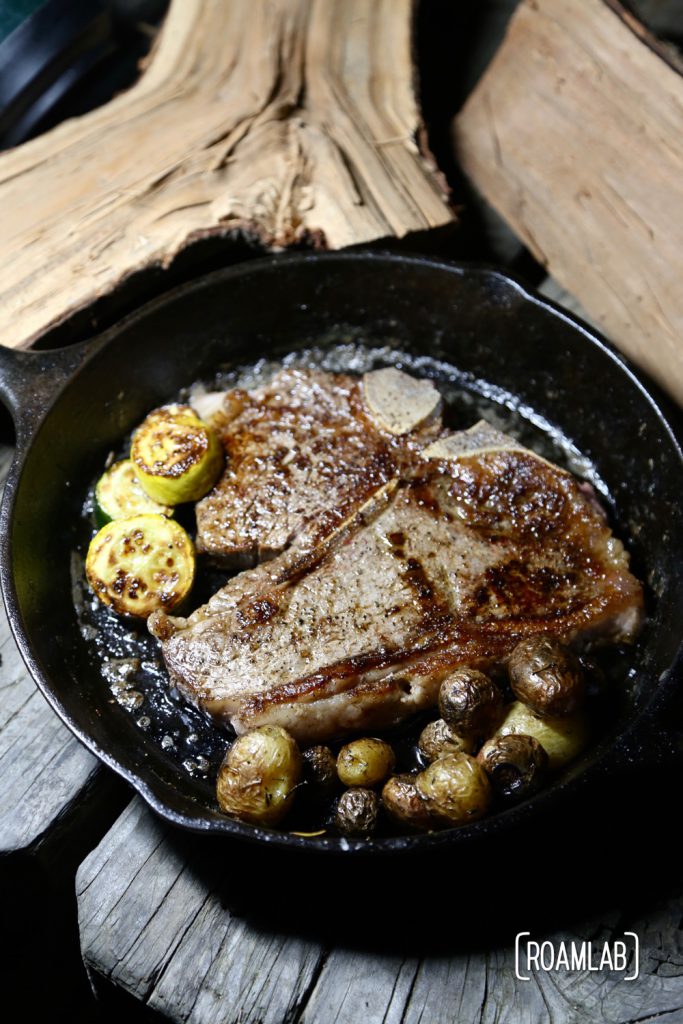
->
[195, 366, 442, 565]
[152, 424, 643, 745]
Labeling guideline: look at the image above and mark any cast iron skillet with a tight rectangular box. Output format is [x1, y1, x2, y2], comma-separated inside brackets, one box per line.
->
[1, 251, 682, 854]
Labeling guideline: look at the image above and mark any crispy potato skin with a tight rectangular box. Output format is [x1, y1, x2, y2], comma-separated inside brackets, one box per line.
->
[382, 774, 434, 831]
[509, 637, 585, 717]
[477, 734, 548, 802]
[216, 726, 302, 827]
[302, 745, 338, 795]
[416, 753, 491, 827]
[418, 719, 474, 762]
[496, 701, 588, 770]
[336, 738, 396, 788]
[438, 669, 503, 737]
[335, 788, 379, 836]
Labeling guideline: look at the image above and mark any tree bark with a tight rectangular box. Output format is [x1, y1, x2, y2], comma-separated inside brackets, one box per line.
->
[454, 0, 683, 405]
[0, 0, 454, 351]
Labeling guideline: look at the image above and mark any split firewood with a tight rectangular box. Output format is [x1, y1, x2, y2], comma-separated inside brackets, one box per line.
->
[454, 0, 683, 404]
[0, 0, 455, 351]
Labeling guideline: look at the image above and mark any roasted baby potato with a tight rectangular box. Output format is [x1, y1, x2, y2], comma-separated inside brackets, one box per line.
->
[302, 745, 338, 796]
[438, 668, 503, 737]
[216, 726, 303, 827]
[95, 459, 174, 525]
[86, 513, 194, 618]
[509, 636, 585, 717]
[381, 774, 434, 831]
[418, 718, 474, 762]
[496, 700, 588, 770]
[477, 734, 548, 803]
[416, 752, 491, 827]
[335, 788, 379, 836]
[131, 404, 223, 505]
[336, 738, 396, 788]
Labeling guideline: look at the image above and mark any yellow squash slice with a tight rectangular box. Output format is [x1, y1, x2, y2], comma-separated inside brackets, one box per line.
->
[86, 514, 195, 618]
[131, 404, 223, 505]
[95, 459, 174, 525]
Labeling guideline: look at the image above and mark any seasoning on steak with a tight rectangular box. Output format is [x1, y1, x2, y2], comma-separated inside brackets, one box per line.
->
[194, 367, 442, 565]
[150, 422, 643, 745]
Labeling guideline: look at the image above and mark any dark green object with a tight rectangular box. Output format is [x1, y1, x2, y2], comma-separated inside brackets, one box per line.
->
[0, 0, 43, 44]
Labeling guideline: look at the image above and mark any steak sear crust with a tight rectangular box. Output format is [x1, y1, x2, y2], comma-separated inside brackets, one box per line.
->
[151, 420, 643, 745]
[195, 367, 442, 565]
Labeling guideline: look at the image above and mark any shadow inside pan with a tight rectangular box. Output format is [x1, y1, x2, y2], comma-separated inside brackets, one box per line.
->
[5, 252, 683, 852]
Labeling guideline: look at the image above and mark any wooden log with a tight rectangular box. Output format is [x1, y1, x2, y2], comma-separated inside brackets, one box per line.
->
[77, 800, 325, 1022]
[0, 441, 131, 1017]
[78, 796, 683, 1024]
[0, 444, 106, 855]
[0, 0, 454, 352]
[454, 0, 683, 404]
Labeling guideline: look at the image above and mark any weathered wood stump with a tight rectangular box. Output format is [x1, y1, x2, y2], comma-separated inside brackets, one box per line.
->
[0, 443, 130, 1016]
[78, 792, 683, 1024]
[0, 445, 110, 859]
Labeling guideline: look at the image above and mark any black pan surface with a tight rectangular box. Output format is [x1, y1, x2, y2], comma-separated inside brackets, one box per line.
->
[1, 251, 682, 854]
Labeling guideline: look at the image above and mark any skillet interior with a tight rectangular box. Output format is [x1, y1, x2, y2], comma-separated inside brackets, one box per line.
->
[5, 252, 683, 852]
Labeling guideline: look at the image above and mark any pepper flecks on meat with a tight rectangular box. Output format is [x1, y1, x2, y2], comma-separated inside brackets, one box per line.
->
[150, 422, 643, 745]
[194, 367, 443, 566]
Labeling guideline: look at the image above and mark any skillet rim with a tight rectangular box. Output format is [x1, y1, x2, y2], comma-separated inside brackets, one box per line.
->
[2, 248, 682, 855]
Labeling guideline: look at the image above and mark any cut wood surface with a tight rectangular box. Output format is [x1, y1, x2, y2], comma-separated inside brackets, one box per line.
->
[454, 0, 683, 404]
[0, 445, 103, 856]
[77, 800, 325, 1022]
[0, 0, 454, 352]
[78, 797, 683, 1024]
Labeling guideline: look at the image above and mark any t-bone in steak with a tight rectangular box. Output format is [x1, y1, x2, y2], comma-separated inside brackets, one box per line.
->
[150, 416, 643, 745]
[195, 366, 443, 565]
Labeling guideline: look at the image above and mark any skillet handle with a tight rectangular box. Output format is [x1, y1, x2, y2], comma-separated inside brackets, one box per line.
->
[0, 339, 99, 450]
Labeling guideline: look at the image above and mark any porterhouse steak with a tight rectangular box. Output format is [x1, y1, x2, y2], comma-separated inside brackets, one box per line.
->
[150, 409, 643, 745]
[195, 366, 442, 564]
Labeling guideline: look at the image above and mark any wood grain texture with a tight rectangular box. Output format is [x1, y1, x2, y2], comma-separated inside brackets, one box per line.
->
[0, 444, 101, 855]
[299, 951, 421, 1024]
[77, 800, 324, 1022]
[0, 0, 454, 352]
[304, 930, 683, 1024]
[454, 0, 683, 404]
[79, 796, 683, 1024]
